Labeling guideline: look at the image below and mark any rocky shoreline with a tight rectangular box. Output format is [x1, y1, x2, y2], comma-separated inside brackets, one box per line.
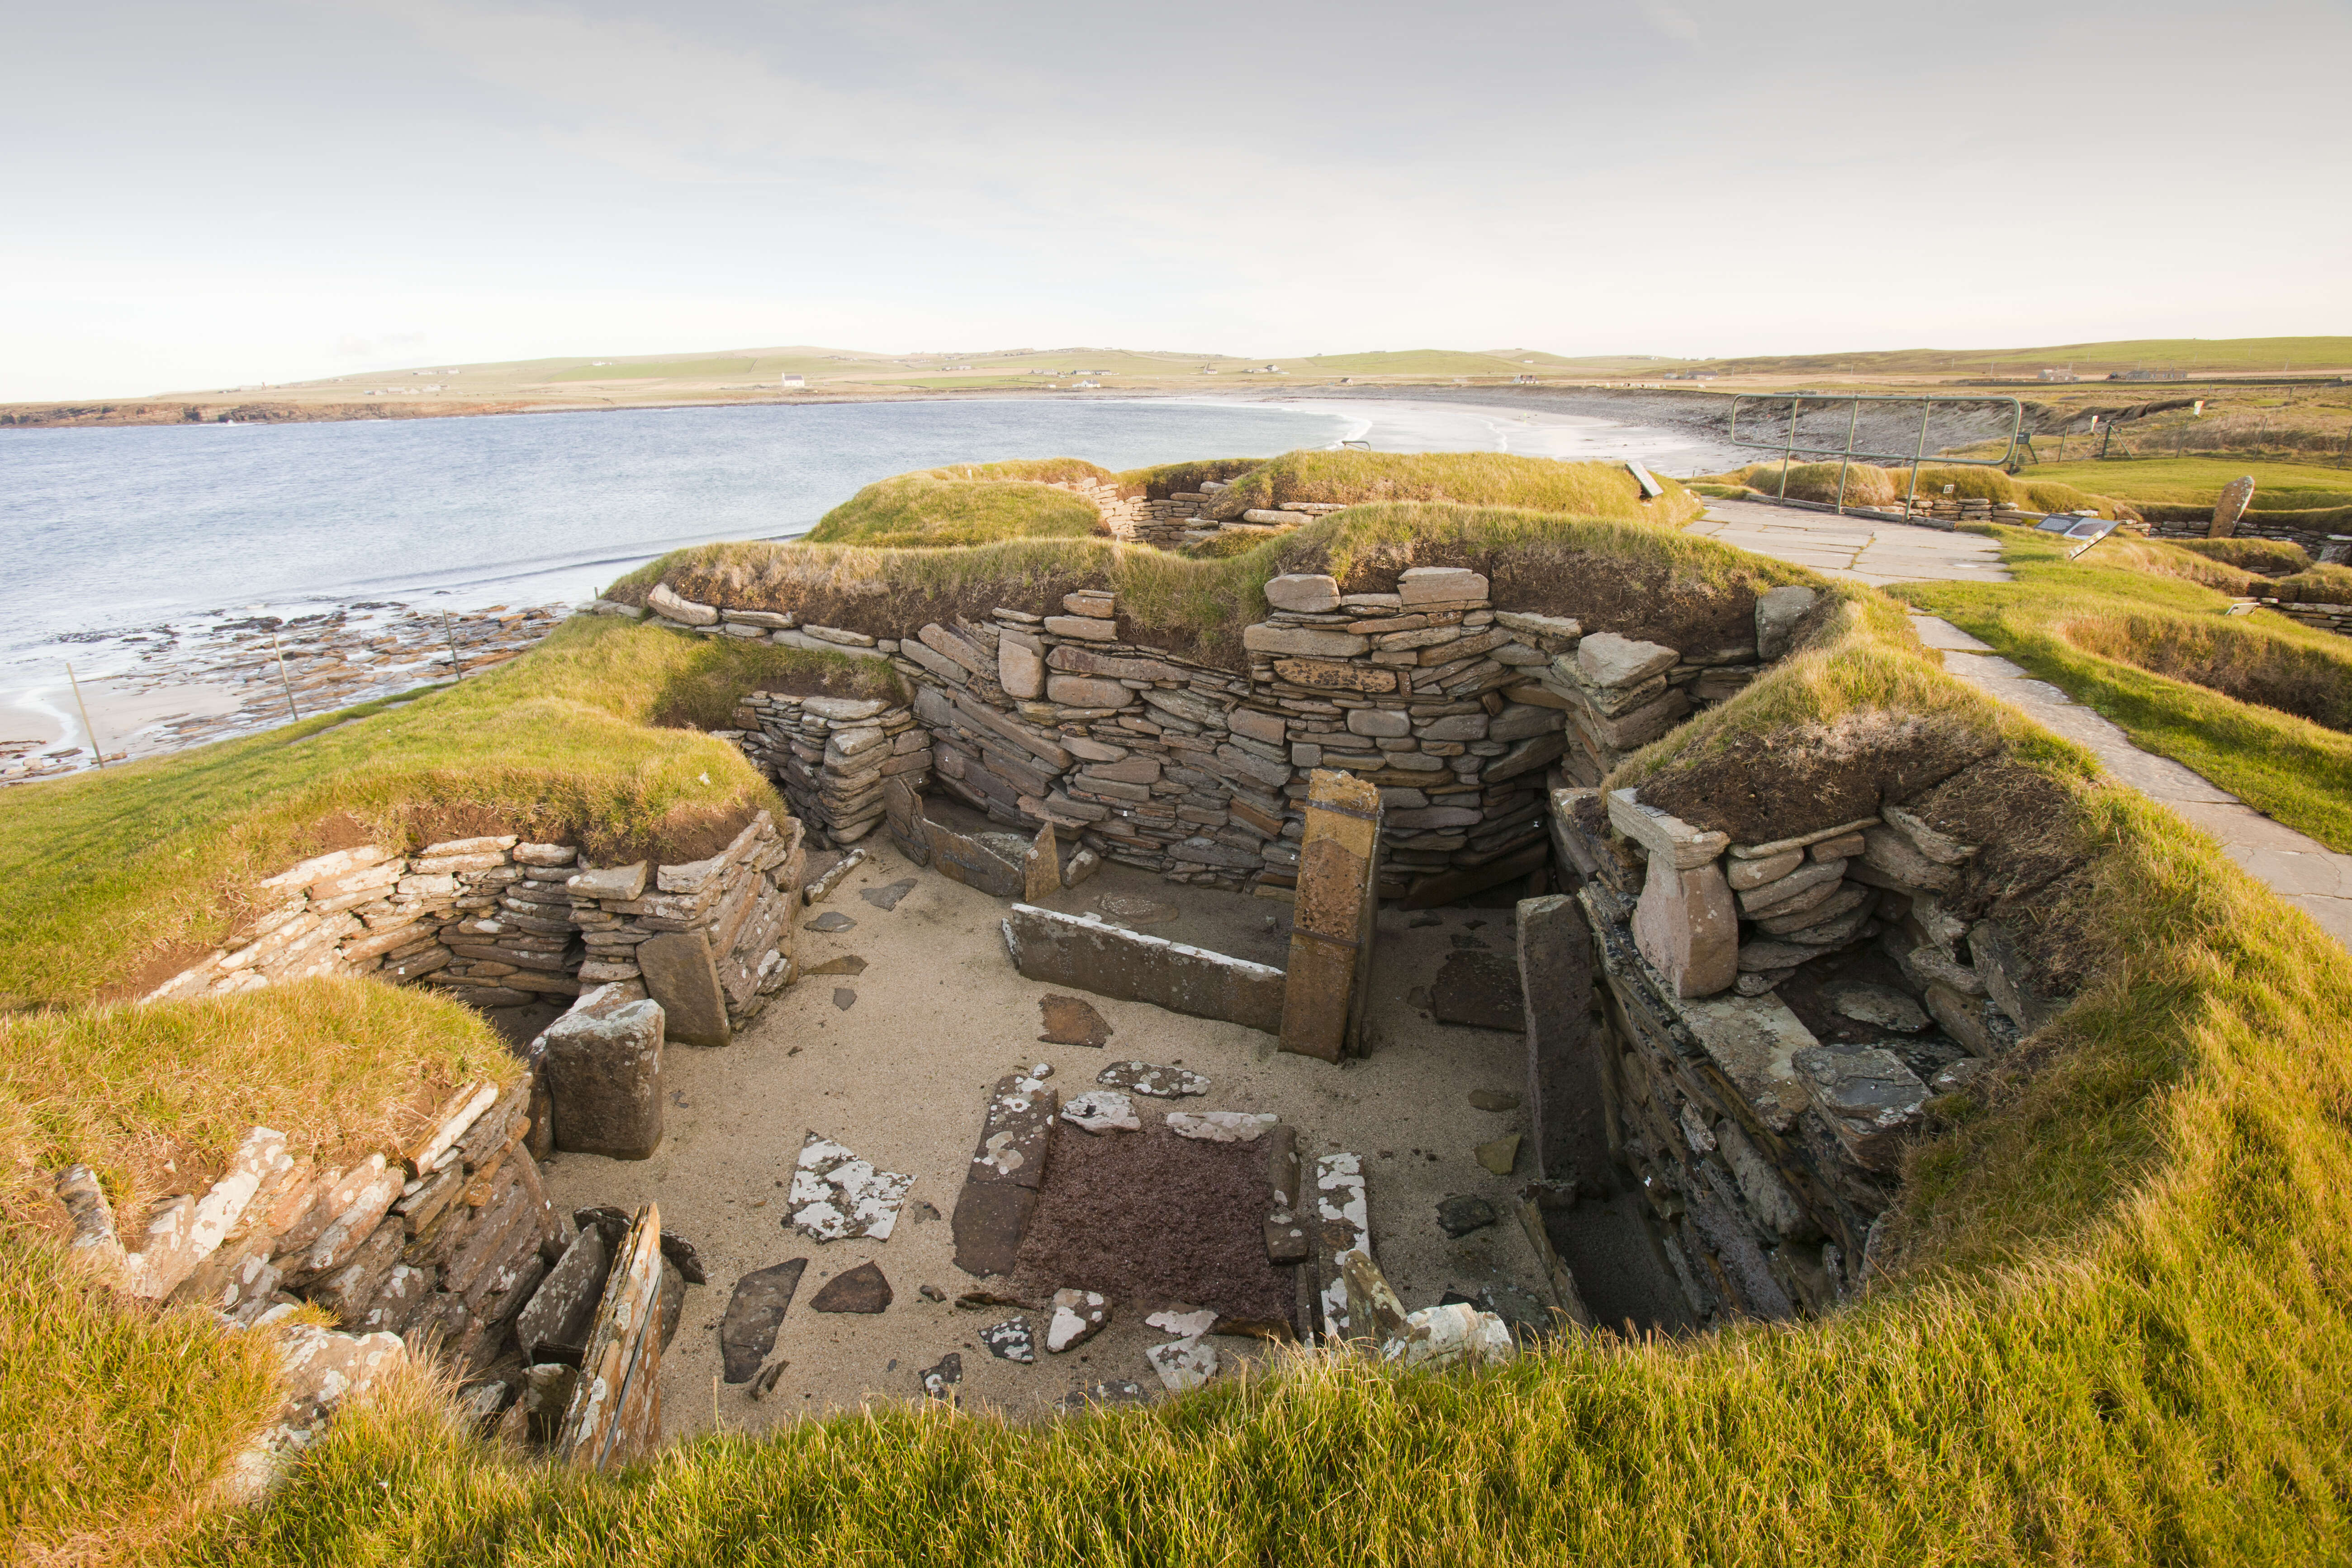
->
[1, 600, 567, 786]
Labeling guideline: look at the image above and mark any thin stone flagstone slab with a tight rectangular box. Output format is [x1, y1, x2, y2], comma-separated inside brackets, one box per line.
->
[1061, 1090, 1140, 1134]
[808, 1260, 892, 1313]
[980, 1316, 1037, 1363]
[1037, 994, 1112, 1048]
[1146, 1336, 1219, 1393]
[717, 1259, 806, 1383]
[788, 1132, 914, 1242]
[1096, 1061, 1208, 1098]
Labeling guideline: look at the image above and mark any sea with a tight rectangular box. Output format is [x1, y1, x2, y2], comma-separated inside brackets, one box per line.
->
[0, 393, 1729, 751]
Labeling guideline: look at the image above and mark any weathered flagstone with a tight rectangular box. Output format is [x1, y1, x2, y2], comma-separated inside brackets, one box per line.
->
[716, 1259, 806, 1383]
[788, 1132, 915, 1242]
[1045, 1288, 1110, 1351]
[1095, 1061, 1208, 1098]
[979, 1316, 1037, 1362]
[1037, 994, 1112, 1047]
[808, 1260, 892, 1314]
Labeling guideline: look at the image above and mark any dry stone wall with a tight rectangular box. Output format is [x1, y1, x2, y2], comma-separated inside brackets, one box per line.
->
[148, 816, 806, 1034]
[730, 692, 930, 843]
[645, 568, 1782, 905]
[564, 810, 806, 1037]
[57, 1071, 567, 1402]
[1545, 752, 2066, 1326]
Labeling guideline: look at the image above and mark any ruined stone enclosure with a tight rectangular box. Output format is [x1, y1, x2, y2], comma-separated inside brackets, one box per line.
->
[102, 502, 2097, 1468]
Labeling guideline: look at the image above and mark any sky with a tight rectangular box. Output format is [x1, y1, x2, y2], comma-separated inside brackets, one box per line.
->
[3, 0, 2347, 399]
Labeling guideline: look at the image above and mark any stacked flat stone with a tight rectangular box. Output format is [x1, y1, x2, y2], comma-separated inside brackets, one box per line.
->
[895, 589, 1285, 890]
[67, 1074, 566, 1381]
[1536, 629, 1761, 786]
[1559, 777, 2064, 1327]
[1571, 872, 1880, 1326]
[2259, 596, 2352, 638]
[565, 809, 805, 1030]
[734, 692, 929, 844]
[433, 839, 585, 1009]
[1133, 494, 1204, 549]
[1041, 475, 1148, 540]
[621, 565, 1791, 904]
[643, 585, 900, 662]
[143, 837, 569, 1007]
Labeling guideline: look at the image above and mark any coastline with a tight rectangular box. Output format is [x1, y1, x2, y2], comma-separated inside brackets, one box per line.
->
[0, 390, 1743, 784]
[0, 379, 1749, 440]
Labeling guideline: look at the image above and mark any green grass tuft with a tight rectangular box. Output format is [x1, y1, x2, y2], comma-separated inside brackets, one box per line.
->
[1901, 527, 2352, 850]
[0, 618, 843, 1013]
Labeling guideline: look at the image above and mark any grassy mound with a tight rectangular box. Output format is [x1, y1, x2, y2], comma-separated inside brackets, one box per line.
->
[803, 470, 1108, 548]
[2059, 613, 2352, 732]
[189, 568, 2352, 1566]
[2023, 457, 2352, 510]
[1901, 530, 2352, 850]
[614, 499, 1792, 668]
[1117, 456, 1265, 496]
[1712, 462, 2138, 521]
[0, 621, 904, 1013]
[2174, 537, 2314, 575]
[1202, 450, 1698, 525]
[0, 981, 516, 1567]
[1736, 461, 1899, 508]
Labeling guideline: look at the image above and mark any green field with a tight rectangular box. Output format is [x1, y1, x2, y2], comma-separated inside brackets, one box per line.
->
[1899, 529, 2352, 851]
[2015, 457, 2352, 508]
[1686, 336, 2352, 378]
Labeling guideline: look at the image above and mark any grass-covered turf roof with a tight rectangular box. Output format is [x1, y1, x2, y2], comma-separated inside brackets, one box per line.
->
[785, 450, 1702, 554]
[616, 493, 1741, 668]
[6, 483, 2352, 1564]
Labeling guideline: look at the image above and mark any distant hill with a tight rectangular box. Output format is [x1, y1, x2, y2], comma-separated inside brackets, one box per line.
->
[277, 337, 2352, 396]
[1682, 337, 2352, 377]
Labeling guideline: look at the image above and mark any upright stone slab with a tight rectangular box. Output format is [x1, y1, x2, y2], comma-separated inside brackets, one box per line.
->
[1631, 853, 1738, 999]
[542, 1000, 665, 1160]
[1003, 905, 1285, 1033]
[636, 929, 731, 1047]
[515, 1224, 611, 1364]
[1024, 821, 1060, 903]
[2210, 474, 2256, 538]
[1280, 770, 1382, 1062]
[926, 820, 1026, 898]
[554, 1202, 665, 1471]
[884, 778, 930, 867]
[1517, 895, 1609, 1190]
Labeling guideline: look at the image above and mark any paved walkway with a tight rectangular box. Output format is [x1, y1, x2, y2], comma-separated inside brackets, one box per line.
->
[1679, 499, 2352, 949]
[1911, 616, 2352, 950]
[1686, 497, 2013, 588]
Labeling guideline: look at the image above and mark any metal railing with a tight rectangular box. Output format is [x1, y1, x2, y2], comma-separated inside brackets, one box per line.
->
[1726, 393, 2025, 520]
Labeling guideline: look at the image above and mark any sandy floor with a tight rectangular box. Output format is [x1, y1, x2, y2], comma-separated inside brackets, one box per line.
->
[541, 839, 1554, 1431]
